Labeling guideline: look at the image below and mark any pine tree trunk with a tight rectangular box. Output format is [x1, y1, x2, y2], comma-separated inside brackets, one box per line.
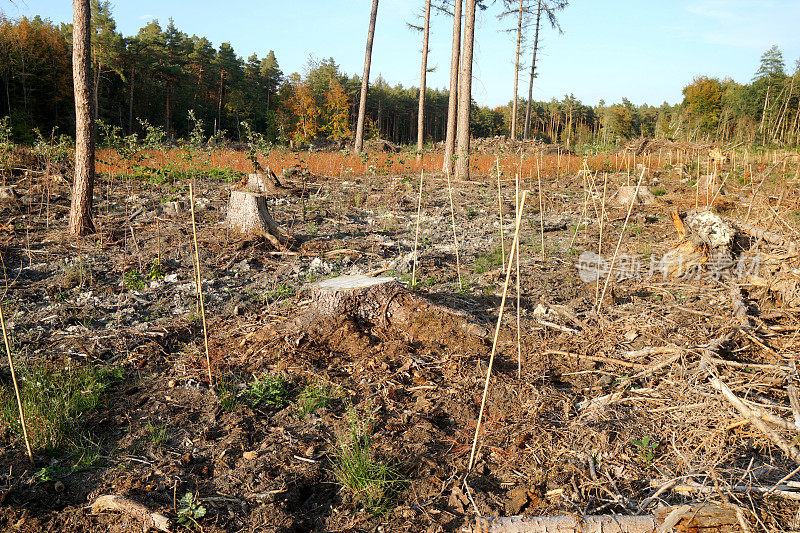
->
[69, 0, 96, 236]
[454, 0, 477, 180]
[218, 70, 224, 134]
[416, 0, 432, 163]
[355, 0, 380, 154]
[443, 0, 462, 174]
[510, 0, 524, 140]
[523, 0, 542, 140]
[128, 65, 134, 135]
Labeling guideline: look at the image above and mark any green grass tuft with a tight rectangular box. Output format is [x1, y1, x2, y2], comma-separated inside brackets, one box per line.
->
[0, 363, 120, 453]
[332, 409, 403, 514]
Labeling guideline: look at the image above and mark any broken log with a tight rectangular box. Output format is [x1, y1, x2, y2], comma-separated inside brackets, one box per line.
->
[298, 275, 488, 352]
[225, 190, 290, 248]
[466, 503, 740, 533]
[91, 494, 171, 532]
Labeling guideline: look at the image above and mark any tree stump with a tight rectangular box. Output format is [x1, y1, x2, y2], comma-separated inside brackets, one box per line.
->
[614, 186, 657, 207]
[225, 190, 289, 248]
[158, 200, 183, 217]
[299, 275, 488, 353]
[0, 186, 18, 202]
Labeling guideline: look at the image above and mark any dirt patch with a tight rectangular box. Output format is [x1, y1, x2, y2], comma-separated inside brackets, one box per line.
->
[0, 148, 799, 531]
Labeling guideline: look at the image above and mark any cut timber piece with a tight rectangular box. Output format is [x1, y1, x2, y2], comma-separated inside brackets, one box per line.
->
[302, 275, 488, 352]
[467, 503, 740, 533]
[226, 190, 289, 248]
[91, 494, 171, 532]
[614, 185, 656, 207]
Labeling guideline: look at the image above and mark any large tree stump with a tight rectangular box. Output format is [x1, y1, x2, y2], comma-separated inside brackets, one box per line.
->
[225, 190, 289, 248]
[242, 170, 306, 197]
[299, 275, 488, 353]
[614, 185, 657, 207]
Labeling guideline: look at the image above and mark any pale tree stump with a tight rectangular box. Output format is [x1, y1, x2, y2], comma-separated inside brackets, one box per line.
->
[225, 190, 290, 248]
[614, 186, 657, 207]
[243, 170, 305, 197]
[299, 275, 488, 353]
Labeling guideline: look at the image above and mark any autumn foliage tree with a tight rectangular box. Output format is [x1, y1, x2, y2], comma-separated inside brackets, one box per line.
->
[682, 75, 725, 135]
[288, 73, 320, 144]
[324, 78, 351, 140]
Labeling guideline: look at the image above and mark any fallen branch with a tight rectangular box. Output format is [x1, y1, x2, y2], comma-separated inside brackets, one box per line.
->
[91, 494, 171, 532]
[710, 376, 800, 464]
[736, 220, 798, 253]
[545, 350, 646, 369]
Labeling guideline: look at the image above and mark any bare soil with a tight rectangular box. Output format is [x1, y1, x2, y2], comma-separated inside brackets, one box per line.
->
[1, 150, 799, 532]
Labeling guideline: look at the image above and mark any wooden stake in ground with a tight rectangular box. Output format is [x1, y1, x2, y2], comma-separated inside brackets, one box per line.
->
[412, 169, 425, 286]
[536, 159, 545, 261]
[515, 173, 522, 379]
[496, 160, 505, 267]
[597, 168, 645, 312]
[468, 190, 528, 473]
[0, 300, 32, 463]
[446, 170, 463, 290]
[595, 171, 608, 303]
[189, 183, 213, 388]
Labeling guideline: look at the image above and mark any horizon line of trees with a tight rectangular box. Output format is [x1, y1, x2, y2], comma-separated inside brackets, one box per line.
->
[1, 8, 798, 149]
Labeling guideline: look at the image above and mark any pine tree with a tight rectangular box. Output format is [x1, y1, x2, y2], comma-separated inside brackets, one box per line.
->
[69, 0, 96, 236]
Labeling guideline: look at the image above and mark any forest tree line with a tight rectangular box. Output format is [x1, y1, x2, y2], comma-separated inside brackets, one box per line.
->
[1, 7, 798, 148]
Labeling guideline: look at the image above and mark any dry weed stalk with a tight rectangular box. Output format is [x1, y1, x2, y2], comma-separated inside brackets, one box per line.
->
[0, 300, 32, 463]
[189, 182, 213, 387]
[468, 190, 527, 473]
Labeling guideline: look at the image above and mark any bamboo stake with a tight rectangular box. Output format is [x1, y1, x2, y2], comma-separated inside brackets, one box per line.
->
[515, 172, 522, 379]
[0, 300, 33, 463]
[189, 183, 213, 388]
[412, 169, 425, 286]
[468, 191, 528, 473]
[446, 170, 463, 289]
[595, 172, 608, 303]
[536, 159, 545, 261]
[496, 160, 505, 268]
[597, 168, 645, 312]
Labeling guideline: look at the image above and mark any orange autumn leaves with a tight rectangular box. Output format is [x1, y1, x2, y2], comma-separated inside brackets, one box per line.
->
[288, 74, 351, 144]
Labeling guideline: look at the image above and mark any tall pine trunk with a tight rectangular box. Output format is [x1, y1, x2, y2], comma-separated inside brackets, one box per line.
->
[355, 0, 380, 154]
[217, 70, 224, 134]
[69, 0, 96, 236]
[510, 0, 524, 140]
[454, 0, 477, 180]
[416, 0, 432, 162]
[443, 0, 462, 174]
[128, 65, 134, 135]
[523, 0, 542, 140]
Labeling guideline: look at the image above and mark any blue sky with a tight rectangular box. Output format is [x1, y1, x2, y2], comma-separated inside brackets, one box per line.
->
[7, 0, 800, 108]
